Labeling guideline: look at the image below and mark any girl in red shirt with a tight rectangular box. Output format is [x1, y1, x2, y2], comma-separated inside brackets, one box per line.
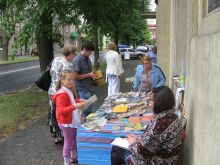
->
[53, 70, 86, 165]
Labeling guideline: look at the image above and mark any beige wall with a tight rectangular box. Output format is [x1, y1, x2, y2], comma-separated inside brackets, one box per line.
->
[157, 0, 220, 164]
[184, 0, 220, 164]
[156, 0, 172, 86]
[184, 31, 220, 165]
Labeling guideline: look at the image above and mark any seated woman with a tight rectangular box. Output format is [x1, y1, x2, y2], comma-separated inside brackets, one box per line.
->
[111, 86, 184, 165]
[132, 56, 165, 93]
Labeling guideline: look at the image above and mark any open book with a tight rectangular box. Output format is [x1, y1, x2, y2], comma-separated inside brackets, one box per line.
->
[84, 95, 98, 107]
[111, 137, 130, 150]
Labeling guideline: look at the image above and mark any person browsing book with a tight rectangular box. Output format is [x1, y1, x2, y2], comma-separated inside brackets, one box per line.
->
[111, 86, 185, 165]
[72, 41, 96, 118]
[132, 56, 165, 93]
[52, 70, 86, 165]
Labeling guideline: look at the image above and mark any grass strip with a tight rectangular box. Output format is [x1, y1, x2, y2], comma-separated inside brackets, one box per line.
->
[0, 85, 48, 142]
[0, 56, 39, 65]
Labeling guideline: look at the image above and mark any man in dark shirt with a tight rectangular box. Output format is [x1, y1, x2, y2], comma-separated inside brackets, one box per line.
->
[72, 41, 96, 117]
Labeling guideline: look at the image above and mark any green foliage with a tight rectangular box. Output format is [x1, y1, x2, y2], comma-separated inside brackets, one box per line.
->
[0, 0, 7, 11]
[0, 1, 16, 38]
[1, 0, 151, 64]
[4, 0, 80, 50]
[73, 0, 151, 46]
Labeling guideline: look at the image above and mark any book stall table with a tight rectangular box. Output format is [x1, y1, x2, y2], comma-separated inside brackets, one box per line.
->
[77, 92, 155, 165]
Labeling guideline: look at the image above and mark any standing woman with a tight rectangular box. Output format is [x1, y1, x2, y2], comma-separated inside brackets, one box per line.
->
[48, 45, 77, 143]
[105, 42, 124, 97]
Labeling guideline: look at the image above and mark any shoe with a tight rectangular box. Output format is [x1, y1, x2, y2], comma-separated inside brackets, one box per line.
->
[54, 138, 61, 144]
[70, 158, 78, 164]
[58, 136, 63, 142]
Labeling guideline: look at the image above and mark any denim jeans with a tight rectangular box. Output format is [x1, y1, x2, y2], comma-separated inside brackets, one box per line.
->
[78, 88, 93, 117]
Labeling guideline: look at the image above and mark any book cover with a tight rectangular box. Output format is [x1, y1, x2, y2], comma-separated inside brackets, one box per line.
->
[103, 124, 125, 131]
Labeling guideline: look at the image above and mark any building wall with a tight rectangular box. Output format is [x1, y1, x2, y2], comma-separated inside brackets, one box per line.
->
[184, 0, 220, 164]
[184, 31, 220, 165]
[157, 0, 220, 164]
[156, 0, 172, 86]
[175, 0, 188, 75]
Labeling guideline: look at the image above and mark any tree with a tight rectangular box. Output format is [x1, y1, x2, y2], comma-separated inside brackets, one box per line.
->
[71, 0, 150, 68]
[5, 0, 76, 70]
[5, 0, 150, 70]
[0, 0, 16, 60]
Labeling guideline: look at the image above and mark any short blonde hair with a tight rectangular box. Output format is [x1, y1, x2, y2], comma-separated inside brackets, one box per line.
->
[141, 56, 151, 64]
[108, 42, 116, 50]
[63, 45, 77, 57]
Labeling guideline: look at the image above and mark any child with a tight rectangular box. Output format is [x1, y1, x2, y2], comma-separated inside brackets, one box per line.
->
[52, 70, 86, 165]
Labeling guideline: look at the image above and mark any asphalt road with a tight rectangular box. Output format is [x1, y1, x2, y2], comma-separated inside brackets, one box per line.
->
[0, 55, 141, 95]
[0, 61, 41, 94]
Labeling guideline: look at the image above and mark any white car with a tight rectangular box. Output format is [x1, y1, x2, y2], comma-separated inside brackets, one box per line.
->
[135, 46, 149, 56]
[119, 48, 145, 60]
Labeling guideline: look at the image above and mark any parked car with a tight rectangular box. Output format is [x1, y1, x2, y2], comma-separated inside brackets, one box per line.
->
[119, 48, 145, 60]
[31, 49, 39, 56]
[135, 46, 149, 55]
[145, 45, 154, 51]
[118, 44, 130, 49]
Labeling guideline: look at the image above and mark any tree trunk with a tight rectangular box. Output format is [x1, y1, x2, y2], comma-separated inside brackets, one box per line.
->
[76, 25, 82, 52]
[94, 28, 99, 71]
[114, 28, 119, 53]
[38, 12, 54, 72]
[0, 32, 9, 61]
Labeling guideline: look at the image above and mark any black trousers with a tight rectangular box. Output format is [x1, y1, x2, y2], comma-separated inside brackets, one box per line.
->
[111, 146, 127, 165]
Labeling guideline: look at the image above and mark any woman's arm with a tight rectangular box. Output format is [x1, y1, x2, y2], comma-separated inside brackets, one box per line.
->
[116, 53, 124, 75]
[132, 65, 142, 91]
[129, 121, 160, 160]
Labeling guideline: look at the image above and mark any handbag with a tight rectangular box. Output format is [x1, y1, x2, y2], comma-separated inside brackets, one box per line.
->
[35, 61, 52, 91]
[94, 69, 105, 86]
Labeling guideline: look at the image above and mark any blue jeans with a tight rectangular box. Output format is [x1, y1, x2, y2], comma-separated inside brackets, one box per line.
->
[78, 88, 93, 117]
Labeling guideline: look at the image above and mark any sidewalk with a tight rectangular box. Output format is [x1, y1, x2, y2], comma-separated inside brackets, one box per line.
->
[0, 60, 139, 165]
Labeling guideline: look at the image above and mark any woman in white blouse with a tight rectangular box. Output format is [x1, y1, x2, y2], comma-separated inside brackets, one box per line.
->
[105, 42, 124, 97]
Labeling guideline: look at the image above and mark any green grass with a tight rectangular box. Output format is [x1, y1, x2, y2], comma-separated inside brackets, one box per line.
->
[0, 56, 39, 65]
[0, 85, 48, 141]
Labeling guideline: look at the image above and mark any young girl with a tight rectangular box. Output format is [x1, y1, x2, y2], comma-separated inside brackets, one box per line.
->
[52, 70, 86, 165]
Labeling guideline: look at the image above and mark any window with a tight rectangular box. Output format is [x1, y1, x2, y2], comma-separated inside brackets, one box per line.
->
[208, 0, 220, 13]
[119, 49, 126, 52]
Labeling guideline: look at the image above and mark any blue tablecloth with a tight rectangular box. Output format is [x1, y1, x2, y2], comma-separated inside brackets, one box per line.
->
[77, 127, 142, 165]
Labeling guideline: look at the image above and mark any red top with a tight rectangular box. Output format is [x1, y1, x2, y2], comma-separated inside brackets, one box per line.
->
[52, 90, 80, 124]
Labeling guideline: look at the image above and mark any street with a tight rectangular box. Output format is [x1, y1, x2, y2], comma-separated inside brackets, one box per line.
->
[0, 61, 41, 93]
[0, 52, 114, 94]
